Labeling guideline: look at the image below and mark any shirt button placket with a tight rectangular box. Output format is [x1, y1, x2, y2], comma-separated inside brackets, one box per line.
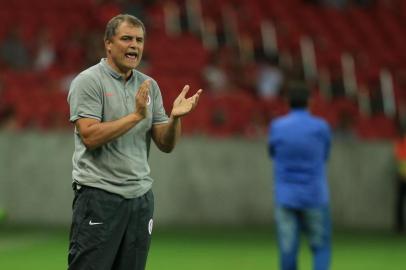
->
[124, 84, 132, 113]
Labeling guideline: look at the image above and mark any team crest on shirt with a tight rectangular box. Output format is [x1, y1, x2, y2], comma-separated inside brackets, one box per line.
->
[148, 219, 153, 235]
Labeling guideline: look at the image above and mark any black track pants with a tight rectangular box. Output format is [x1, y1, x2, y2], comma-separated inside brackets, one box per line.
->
[68, 186, 154, 270]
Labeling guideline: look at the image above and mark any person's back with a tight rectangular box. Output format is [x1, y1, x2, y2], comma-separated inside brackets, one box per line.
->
[268, 81, 332, 270]
[270, 109, 330, 208]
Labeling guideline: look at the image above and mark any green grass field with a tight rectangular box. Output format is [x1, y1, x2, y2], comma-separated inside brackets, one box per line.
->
[0, 226, 405, 270]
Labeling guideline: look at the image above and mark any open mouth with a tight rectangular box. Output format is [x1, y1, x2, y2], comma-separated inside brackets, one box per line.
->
[125, 52, 138, 60]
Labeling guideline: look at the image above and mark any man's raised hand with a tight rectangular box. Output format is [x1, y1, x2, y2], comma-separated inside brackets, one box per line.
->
[171, 85, 203, 118]
[135, 79, 151, 119]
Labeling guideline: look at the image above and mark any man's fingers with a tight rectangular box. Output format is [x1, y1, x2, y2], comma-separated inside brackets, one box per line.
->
[195, 89, 203, 97]
[140, 79, 151, 93]
[180, 85, 190, 97]
[193, 89, 203, 104]
[187, 89, 202, 109]
[142, 79, 151, 87]
[193, 89, 202, 102]
[137, 80, 151, 101]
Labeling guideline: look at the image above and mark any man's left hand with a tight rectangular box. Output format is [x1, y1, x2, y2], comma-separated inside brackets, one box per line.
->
[171, 85, 203, 118]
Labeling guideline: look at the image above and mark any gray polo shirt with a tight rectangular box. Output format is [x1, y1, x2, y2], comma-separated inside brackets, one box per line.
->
[68, 59, 169, 198]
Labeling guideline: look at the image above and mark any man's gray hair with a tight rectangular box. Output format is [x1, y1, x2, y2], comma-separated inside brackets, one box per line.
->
[104, 14, 146, 41]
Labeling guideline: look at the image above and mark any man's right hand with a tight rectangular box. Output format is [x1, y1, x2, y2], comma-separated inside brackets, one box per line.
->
[135, 79, 150, 118]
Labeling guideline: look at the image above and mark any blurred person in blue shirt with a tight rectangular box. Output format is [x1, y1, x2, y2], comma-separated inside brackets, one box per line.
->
[268, 81, 332, 270]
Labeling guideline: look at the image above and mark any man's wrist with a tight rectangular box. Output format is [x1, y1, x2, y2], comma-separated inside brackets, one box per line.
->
[131, 112, 145, 122]
[170, 114, 181, 121]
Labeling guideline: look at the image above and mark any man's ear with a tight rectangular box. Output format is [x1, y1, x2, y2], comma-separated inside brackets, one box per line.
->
[105, 39, 112, 53]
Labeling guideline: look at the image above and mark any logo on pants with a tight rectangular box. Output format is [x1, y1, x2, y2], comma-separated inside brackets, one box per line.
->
[148, 219, 153, 235]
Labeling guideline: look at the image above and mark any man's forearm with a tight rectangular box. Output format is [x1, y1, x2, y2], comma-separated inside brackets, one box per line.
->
[154, 116, 181, 153]
[80, 113, 144, 150]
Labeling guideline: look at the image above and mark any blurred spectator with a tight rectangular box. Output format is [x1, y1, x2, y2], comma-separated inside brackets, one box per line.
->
[93, 0, 122, 27]
[0, 107, 18, 131]
[84, 30, 105, 67]
[322, 0, 376, 8]
[330, 74, 346, 98]
[333, 111, 356, 140]
[304, 0, 349, 8]
[203, 52, 230, 95]
[33, 28, 56, 72]
[0, 81, 18, 131]
[60, 72, 77, 93]
[118, 0, 147, 23]
[62, 30, 86, 70]
[351, 0, 375, 7]
[256, 55, 284, 100]
[322, 0, 348, 8]
[0, 26, 30, 70]
[394, 128, 406, 233]
[368, 81, 384, 115]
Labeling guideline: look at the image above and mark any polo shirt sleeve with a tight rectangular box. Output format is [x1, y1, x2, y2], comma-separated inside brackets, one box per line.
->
[68, 74, 103, 123]
[322, 121, 332, 161]
[151, 80, 169, 124]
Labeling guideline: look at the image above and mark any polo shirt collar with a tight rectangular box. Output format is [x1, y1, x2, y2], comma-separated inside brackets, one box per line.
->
[100, 58, 134, 80]
[291, 109, 309, 114]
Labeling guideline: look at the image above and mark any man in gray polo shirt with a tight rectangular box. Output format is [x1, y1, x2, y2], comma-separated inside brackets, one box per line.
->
[67, 14, 202, 270]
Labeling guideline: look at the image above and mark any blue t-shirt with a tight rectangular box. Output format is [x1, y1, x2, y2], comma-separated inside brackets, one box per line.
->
[268, 109, 331, 208]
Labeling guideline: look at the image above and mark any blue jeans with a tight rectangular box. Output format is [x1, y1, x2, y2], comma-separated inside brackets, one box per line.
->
[275, 206, 331, 270]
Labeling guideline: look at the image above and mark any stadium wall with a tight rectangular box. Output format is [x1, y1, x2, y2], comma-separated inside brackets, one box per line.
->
[0, 132, 396, 230]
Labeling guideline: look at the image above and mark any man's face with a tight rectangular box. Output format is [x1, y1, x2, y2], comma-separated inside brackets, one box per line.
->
[105, 21, 144, 76]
